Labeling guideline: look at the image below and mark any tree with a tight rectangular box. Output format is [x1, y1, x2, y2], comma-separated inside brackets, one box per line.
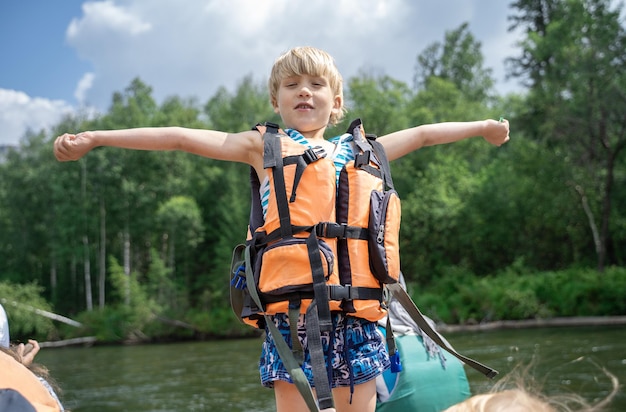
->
[0, 126, 89, 310]
[204, 74, 278, 131]
[414, 23, 495, 103]
[343, 71, 411, 136]
[0, 282, 55, 341]
[507, 0, 626, 271]
[155, 196, 204, 276]
[377, 29, 504, 281]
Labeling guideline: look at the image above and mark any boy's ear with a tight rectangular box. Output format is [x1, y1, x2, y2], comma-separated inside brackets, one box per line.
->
[331, 95, 343, 113]
[271, 97, 280, 114]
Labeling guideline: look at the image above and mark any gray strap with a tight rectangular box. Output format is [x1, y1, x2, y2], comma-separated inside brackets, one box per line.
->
[289, 305, 304, 364]
[305, 301, 335, 410]
[306, 231, 332, 331]
[244, 246, 320, 411]
[385, 315, 397, 356]
[386, 283, 499, 379]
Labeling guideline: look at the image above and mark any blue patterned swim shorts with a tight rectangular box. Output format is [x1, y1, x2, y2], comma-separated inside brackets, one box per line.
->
[259, 312, 390, 388]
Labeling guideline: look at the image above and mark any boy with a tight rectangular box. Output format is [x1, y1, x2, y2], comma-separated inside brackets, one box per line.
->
[54, 46, 509, 412]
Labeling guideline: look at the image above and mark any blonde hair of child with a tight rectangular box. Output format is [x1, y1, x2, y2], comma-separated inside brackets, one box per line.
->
[444, 360, 619, 412]
[444, 389, 556, 412]
[268, 46, 346, 126]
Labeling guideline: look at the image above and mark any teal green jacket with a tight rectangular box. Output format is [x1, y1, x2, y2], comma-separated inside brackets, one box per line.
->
[376, 332, 471, 412]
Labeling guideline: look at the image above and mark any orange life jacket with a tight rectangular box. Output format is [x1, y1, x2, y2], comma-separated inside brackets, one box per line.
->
[231, 119, 401, 328]
[0, 350, 61, 412]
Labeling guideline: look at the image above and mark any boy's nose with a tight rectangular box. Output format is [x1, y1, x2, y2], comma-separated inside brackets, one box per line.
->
[298, 86, 312, 97]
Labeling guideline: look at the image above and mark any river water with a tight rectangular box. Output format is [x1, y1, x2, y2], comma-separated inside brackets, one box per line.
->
[38, 326, 625, 411]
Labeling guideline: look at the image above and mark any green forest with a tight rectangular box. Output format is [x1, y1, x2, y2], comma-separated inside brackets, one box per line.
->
[1, 0, 625, 344]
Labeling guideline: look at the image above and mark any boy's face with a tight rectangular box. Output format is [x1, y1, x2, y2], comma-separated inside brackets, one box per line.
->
[272, 74, 342, 138]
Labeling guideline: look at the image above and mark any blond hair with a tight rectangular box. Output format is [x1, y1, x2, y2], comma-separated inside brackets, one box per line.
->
[268, 46, 346, 125]
[444, 389, 556, 412]
[443, 361, 619, 412]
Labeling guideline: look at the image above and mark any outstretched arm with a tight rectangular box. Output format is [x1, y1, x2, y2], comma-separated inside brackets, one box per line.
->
[377, 119, 510, 161]
[54, 126, 263, 167]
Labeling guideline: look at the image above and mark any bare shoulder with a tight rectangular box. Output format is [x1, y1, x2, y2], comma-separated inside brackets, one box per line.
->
[224, 129, 264, 167]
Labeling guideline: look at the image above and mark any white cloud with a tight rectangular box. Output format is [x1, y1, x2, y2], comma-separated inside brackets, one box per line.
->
[67, 0, 151, 38]
[0, 89, 74, 146]
[74, 72, 96, 104]
[62, 0, 480, 110]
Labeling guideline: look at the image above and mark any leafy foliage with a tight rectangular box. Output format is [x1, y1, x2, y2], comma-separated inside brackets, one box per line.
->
[508, 0, 626, 271]
[0, 282, 55, 341]
[413, 266, 626, 324]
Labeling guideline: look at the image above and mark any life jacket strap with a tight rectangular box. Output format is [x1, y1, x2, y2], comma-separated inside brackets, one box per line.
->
[315, 222, 368, 240]
[306, 300, 334, 410]
[300, 230, 333, 332]
[259, 285, 382, 305]
[288, 301, 304, 365]
[327, 285, 382, 302]
[263, 130, 292, 238]
[386, 282, 499, 379]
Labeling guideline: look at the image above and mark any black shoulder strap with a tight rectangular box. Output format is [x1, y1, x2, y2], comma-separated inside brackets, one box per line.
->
[260, 122, 293, 238]
[346, 118, 395, 191]
[368, 137, 395, 191]
[248, 166, 264, 235]
[386, 283, 499, 379]
[248, 123, 270, 234]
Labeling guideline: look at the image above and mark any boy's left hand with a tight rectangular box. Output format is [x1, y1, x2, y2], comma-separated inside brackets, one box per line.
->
[483, 119, 510, 146]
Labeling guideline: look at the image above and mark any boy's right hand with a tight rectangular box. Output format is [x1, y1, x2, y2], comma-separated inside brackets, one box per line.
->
[54, 132, 93, 161]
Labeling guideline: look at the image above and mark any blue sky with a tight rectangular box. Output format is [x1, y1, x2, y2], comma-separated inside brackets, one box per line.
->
[1, 1, 90, 101]
[0, 0, 527, 146]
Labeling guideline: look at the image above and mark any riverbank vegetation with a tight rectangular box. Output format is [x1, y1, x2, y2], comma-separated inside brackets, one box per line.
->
[3, 265, 626, 343]
[1, 1, 625, 344]
[414, 265, 626, 325]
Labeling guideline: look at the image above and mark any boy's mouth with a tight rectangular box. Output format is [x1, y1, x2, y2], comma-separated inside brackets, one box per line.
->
[295, 103, 314, 110]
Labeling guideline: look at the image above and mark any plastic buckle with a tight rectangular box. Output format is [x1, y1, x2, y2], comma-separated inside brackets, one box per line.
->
[316, 223, 347, 239]
[354, 151, 370, 168]
[303, 146, 326, 163]
[315, 223, 329, 237]
[315, 223, 325, 237]
[390, 351, 403, 373]
[231, 265, 247, 290]
[313, 146, 327, 158]
[302, 148, 319, 164]
[329, 285, 352, 301]
[263, 121, 280, 134]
